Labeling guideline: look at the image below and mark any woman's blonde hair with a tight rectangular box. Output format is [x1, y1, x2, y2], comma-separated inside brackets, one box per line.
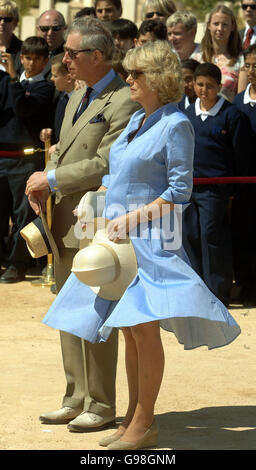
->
[123, 40, 184, 104]
[201, 3, 242, 66]
[0, 0, 19, 26]
[141, 0, 176, 21]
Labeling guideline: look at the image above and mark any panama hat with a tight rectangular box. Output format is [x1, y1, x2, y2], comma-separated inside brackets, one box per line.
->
[20, 208, 59, 263]
[71, 218, 137, 300]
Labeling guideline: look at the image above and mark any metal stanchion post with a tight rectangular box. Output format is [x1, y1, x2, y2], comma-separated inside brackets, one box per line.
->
[31, 139, 55, 287]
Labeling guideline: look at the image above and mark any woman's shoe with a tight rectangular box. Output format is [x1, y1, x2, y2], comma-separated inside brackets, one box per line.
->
[99, 431, 124, 447]
[107, 420, 158, 450]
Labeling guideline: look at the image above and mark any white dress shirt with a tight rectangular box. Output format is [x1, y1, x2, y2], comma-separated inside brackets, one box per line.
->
[242, 24, 256, 45]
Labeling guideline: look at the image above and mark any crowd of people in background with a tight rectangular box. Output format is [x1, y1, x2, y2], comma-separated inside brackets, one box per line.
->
[0, 0, 256, 309]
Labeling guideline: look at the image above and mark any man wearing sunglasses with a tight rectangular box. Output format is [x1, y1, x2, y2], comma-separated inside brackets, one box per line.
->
[240, 0, 256, 48]
[37, 9, 66, 56]
[26, 17, 139, 434]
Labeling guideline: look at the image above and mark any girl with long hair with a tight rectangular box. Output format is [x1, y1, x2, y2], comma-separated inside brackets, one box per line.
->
[193, 4, 243, 102]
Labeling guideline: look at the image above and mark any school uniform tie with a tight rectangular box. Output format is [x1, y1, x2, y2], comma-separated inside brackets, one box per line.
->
[73, 87, 93, 124]
[243, 28, 254, 49]
[21, 79, 30, 87]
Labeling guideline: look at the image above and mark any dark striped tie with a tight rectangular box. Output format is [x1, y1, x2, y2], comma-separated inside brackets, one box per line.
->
[73, 87, 93, 124]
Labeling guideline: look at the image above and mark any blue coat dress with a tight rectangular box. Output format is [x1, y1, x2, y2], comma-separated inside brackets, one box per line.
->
[43, 104, 240, 350]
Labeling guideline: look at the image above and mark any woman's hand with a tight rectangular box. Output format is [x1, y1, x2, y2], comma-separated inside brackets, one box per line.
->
[107, 211, 139, 243]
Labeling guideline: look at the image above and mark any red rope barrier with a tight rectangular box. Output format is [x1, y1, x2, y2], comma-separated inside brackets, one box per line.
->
[0, 151, 255, 184]
[0, 150, 26, 158]
[0, 148, 44, 158]
[193, 176, 256, 184]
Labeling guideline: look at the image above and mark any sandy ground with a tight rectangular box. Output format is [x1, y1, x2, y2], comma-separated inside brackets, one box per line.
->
[1, 271, 256, 452]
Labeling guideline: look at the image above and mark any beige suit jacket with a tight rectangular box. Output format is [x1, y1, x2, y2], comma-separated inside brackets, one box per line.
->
[46, 75, 140, 249]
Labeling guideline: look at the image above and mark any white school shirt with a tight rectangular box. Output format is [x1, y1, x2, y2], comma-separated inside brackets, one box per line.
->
[195, 96, 225, 121]
[244, 83, 256, 106]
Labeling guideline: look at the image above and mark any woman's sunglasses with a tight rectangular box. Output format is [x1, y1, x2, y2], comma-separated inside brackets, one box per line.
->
[127, 70, 144, 80]
[0, 16, 13, 23]
[145, 11, 163, 18]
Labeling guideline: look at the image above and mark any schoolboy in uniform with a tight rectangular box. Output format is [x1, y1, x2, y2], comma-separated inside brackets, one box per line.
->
[178, 58, 200, 112]
[183, 62, 250, 306]
[135, 19, 167, 46]
[234, 45, 256, 131]
[108, 18, 138, 52]
[232, 44, 256, 306]
[0, 36, 54, 283]
[50, 53, 75, 143]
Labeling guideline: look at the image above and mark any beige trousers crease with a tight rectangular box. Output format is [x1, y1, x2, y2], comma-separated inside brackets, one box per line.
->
[54, 248, 118, 417]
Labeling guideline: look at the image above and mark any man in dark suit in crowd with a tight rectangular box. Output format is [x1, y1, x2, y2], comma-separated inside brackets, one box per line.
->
[240, 0, 256, 47]
[36, 9, 67, 82]
[37, 9, 66, 57]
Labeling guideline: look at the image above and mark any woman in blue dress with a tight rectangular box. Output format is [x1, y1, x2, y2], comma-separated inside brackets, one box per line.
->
[43, 41, 240, 449]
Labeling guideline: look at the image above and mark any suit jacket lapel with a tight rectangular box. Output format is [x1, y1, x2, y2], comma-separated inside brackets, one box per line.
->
[58, 76, 123, 160]
[239, 28, 245, 40]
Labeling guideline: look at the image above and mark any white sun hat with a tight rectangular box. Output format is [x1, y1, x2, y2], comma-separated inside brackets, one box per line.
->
[71, 218, 137, 300]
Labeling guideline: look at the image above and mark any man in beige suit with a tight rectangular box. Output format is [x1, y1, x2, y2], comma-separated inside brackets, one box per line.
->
[26, 17, 139, 432]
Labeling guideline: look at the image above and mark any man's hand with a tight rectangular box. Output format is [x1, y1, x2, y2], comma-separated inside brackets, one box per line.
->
[27, 189, 49, 216]
[25, 171, 49, 194]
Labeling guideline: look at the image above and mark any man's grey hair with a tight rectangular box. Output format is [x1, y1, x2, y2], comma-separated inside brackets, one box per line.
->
[66, 17, 115, 61]
[166, 11, 197, 31]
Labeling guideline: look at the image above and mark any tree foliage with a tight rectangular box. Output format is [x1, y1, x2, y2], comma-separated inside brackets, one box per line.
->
[15, 0, 39, 16]
[182, 0, 238, 21]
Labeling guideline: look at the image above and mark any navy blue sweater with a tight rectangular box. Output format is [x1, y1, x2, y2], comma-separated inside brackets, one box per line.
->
[184, 99, 251, 178]
[233, 90, 256, 174]
[0, 71, 55, 175]
[0, 71, 54, 152]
